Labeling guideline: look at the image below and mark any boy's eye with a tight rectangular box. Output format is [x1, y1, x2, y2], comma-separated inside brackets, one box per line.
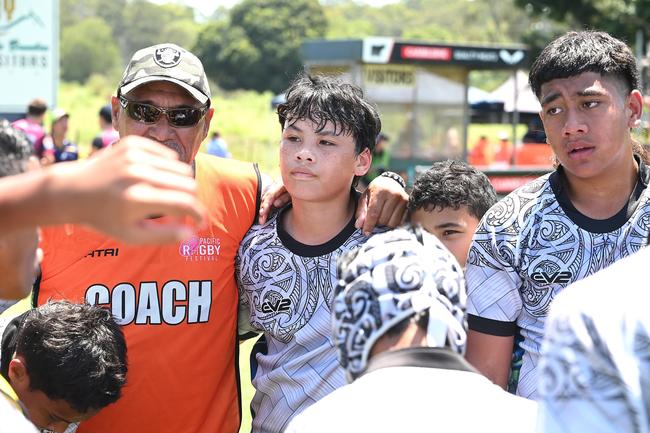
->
[546, 106, 562, 115]
[584, 101, 599, 109]
[319, 140, 335, 146]
[442, 230, 460, 237]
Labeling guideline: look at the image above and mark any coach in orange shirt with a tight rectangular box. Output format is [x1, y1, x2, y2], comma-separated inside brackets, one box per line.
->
[34, 43, 406, 433]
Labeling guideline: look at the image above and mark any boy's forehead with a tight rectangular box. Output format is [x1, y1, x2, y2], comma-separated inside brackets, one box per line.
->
[416, 204, 476, 221]
[540, 72, 627, 101]
[283, 117, 351, 136]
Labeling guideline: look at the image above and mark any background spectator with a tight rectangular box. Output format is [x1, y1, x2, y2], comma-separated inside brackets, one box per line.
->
[11, 99, 47, 157]
[206, 131, 231, 158]
[91, 105, 119, 155]
[41, 109, 78, 165]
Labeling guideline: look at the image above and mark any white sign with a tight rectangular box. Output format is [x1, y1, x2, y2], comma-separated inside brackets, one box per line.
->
[0, 0, 59, 113]
[362, 37, 393, 64]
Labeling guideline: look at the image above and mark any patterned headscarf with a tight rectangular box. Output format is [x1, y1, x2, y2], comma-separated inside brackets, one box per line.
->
[333, 225, 467, 382]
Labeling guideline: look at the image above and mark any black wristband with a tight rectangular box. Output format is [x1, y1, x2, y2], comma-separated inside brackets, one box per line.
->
[379, 171, 406, 189]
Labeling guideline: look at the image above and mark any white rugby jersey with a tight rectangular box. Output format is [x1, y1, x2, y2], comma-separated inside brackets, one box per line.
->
[537, 247, 650, 433]
[465, 158, 650, 399]
[236, 206, 376, 433]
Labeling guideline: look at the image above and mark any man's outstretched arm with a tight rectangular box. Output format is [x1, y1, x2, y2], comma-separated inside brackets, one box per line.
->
[0, 136, 206, 243]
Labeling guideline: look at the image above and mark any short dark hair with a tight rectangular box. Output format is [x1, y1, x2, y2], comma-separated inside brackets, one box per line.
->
[15, 301, 128, 413]
[277, 74, 381, 154]
[99, 104, 112, 124]
[529, 31, 639, 98]
[0, 119, 32, 177]
[407, 160, 497, 220]
[27, 99, 47, 117]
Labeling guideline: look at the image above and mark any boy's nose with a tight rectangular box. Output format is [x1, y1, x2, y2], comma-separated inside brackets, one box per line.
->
[296, 148, 314, 162]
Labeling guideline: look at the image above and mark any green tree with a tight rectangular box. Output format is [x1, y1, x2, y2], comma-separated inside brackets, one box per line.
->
[194, 21, 261, 91]
[514, 0, 650, 53]
[60, 0, 126, 24]
[122, 1, 200, 58]
[324, 0, 540, 44]
[60, 0, 127, 44]
[194, 0, 327, 93]
[60, 17, 120, 83]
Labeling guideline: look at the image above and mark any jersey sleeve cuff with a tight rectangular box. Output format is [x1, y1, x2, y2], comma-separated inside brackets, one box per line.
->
[467, 314, 517, 336]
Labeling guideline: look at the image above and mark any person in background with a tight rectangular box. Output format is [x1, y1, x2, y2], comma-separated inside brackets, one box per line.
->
[492, 131, 513, 166]
[514, 118, 553, 166]
[41, 109, 78, 165]
[408, 160, 497, 267]
[205, 131, 231, 158]
[11, 99, 47, 157]
[91, 105, 120, 155]
[468, 134, 491, 166]
[285, 226, 536, 433]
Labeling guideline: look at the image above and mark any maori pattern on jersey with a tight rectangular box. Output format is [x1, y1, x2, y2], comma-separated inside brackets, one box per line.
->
[468, 174, 650, 318]
[540, 314, 625, 402]
[237, 214, 367, 343]
[538, 268, 650, 433]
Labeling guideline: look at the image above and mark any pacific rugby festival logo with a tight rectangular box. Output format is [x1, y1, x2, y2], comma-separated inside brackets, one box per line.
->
[179, 236, 221, 261]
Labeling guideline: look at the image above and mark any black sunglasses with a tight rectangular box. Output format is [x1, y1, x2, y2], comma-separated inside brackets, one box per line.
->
[118, 96, 208, 128]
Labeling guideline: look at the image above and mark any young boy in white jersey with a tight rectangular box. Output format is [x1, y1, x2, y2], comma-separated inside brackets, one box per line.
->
[236, 74, 385, 433]
[464, 30, 650, 399]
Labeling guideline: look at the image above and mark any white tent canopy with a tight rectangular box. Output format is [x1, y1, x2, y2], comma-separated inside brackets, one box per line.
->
[468, 86, 501, 104]
[488, 70, 541, 114]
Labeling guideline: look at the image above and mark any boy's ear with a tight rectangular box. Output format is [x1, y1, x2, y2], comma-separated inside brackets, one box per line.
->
[354, 148, 372, 176]
[8, 356, 30, 390]
[626, 89, 643, 128]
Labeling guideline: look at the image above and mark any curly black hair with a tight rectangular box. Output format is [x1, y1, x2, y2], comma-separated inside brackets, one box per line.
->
[407, 160, 497, 220]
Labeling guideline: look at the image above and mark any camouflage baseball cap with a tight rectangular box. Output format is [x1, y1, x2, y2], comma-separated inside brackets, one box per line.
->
[118, 43, 211, 105]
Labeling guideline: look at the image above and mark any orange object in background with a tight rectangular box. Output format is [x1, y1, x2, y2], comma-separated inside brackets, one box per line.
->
[493, 133, 512, 165]
[514, 142, 554, 166]
[468, 135, 491, 166]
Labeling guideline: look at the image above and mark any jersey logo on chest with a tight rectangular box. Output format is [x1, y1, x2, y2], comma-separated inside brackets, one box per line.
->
[530, 270, 572, 285]
[261, 294, 292, 314]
